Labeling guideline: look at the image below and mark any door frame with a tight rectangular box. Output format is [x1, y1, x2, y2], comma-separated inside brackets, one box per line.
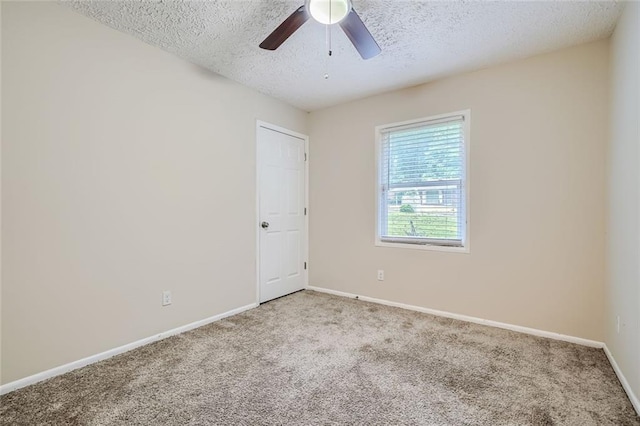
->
[255, 120, 309, 304]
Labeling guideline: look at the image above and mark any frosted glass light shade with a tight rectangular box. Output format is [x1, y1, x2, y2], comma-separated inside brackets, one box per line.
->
[307, 0, 351, 25]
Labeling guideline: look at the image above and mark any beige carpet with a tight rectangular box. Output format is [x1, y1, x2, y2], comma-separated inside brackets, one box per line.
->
[1, 290, 638, 425]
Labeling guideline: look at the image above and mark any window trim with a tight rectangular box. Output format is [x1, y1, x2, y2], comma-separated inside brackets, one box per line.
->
[374, 110, 471, 253]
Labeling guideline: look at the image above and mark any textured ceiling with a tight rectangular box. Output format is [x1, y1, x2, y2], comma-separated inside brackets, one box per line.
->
[64, 1, 622, 111]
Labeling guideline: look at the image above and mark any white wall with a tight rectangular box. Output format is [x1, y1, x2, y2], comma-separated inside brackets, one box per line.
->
[1, 2, 307, 385]
[0, 1, 4, 380]
[309, 40, 609, 341]
[606, 1, 640, 403]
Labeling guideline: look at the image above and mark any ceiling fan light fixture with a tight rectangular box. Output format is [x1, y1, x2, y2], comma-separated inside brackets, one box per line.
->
[306, 0, 352, 25]
[260, 0, 380, 60]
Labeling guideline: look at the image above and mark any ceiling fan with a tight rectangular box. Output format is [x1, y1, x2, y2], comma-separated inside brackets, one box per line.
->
[259, 0, 381, 60]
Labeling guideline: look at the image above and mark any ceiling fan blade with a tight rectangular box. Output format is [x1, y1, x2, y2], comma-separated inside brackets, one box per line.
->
[339, 8, 381, 60]
[259, 6, 310, 51]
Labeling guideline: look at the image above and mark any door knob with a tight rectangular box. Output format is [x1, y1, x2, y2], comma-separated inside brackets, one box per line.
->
[261, 221, 270, 229]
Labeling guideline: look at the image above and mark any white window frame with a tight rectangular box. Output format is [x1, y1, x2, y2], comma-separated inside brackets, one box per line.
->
[375, 110, 470, 253]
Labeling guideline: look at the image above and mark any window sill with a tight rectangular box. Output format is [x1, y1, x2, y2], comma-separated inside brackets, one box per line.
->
[375, 240, 470, 253]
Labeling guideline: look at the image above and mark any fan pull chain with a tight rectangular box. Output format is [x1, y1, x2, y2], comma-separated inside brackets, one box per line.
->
[323, 0, 333, 79]
[324, 24, 332, 79]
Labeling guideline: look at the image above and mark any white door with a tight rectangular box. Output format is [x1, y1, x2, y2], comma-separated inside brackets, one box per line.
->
[257, 124, 306, 303]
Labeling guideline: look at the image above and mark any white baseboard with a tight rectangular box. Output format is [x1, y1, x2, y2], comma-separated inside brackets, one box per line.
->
[0, 302, 258, 396]
[603, 344, 640, 415]
[306, 286, 604, 348]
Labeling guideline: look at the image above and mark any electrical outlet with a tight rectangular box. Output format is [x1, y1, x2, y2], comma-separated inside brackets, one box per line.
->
[377, 270, 384, 281]
[162, 291, 172, 306]
[617, 315, 621, 333]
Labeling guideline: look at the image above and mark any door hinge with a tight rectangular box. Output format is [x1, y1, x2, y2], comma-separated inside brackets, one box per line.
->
[304, 207, 307, 215]
[304, 152, 307, 161]
[304, 262, 307, 270]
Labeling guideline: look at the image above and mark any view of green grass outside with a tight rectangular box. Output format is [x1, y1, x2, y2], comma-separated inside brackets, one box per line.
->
[387, 212, 458, 239]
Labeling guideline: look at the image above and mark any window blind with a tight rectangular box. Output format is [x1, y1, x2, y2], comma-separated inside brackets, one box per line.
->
[378, 114, 466, 247]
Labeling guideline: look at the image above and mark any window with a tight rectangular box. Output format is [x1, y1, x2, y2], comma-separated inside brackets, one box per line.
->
[376, 110, 469, 250]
